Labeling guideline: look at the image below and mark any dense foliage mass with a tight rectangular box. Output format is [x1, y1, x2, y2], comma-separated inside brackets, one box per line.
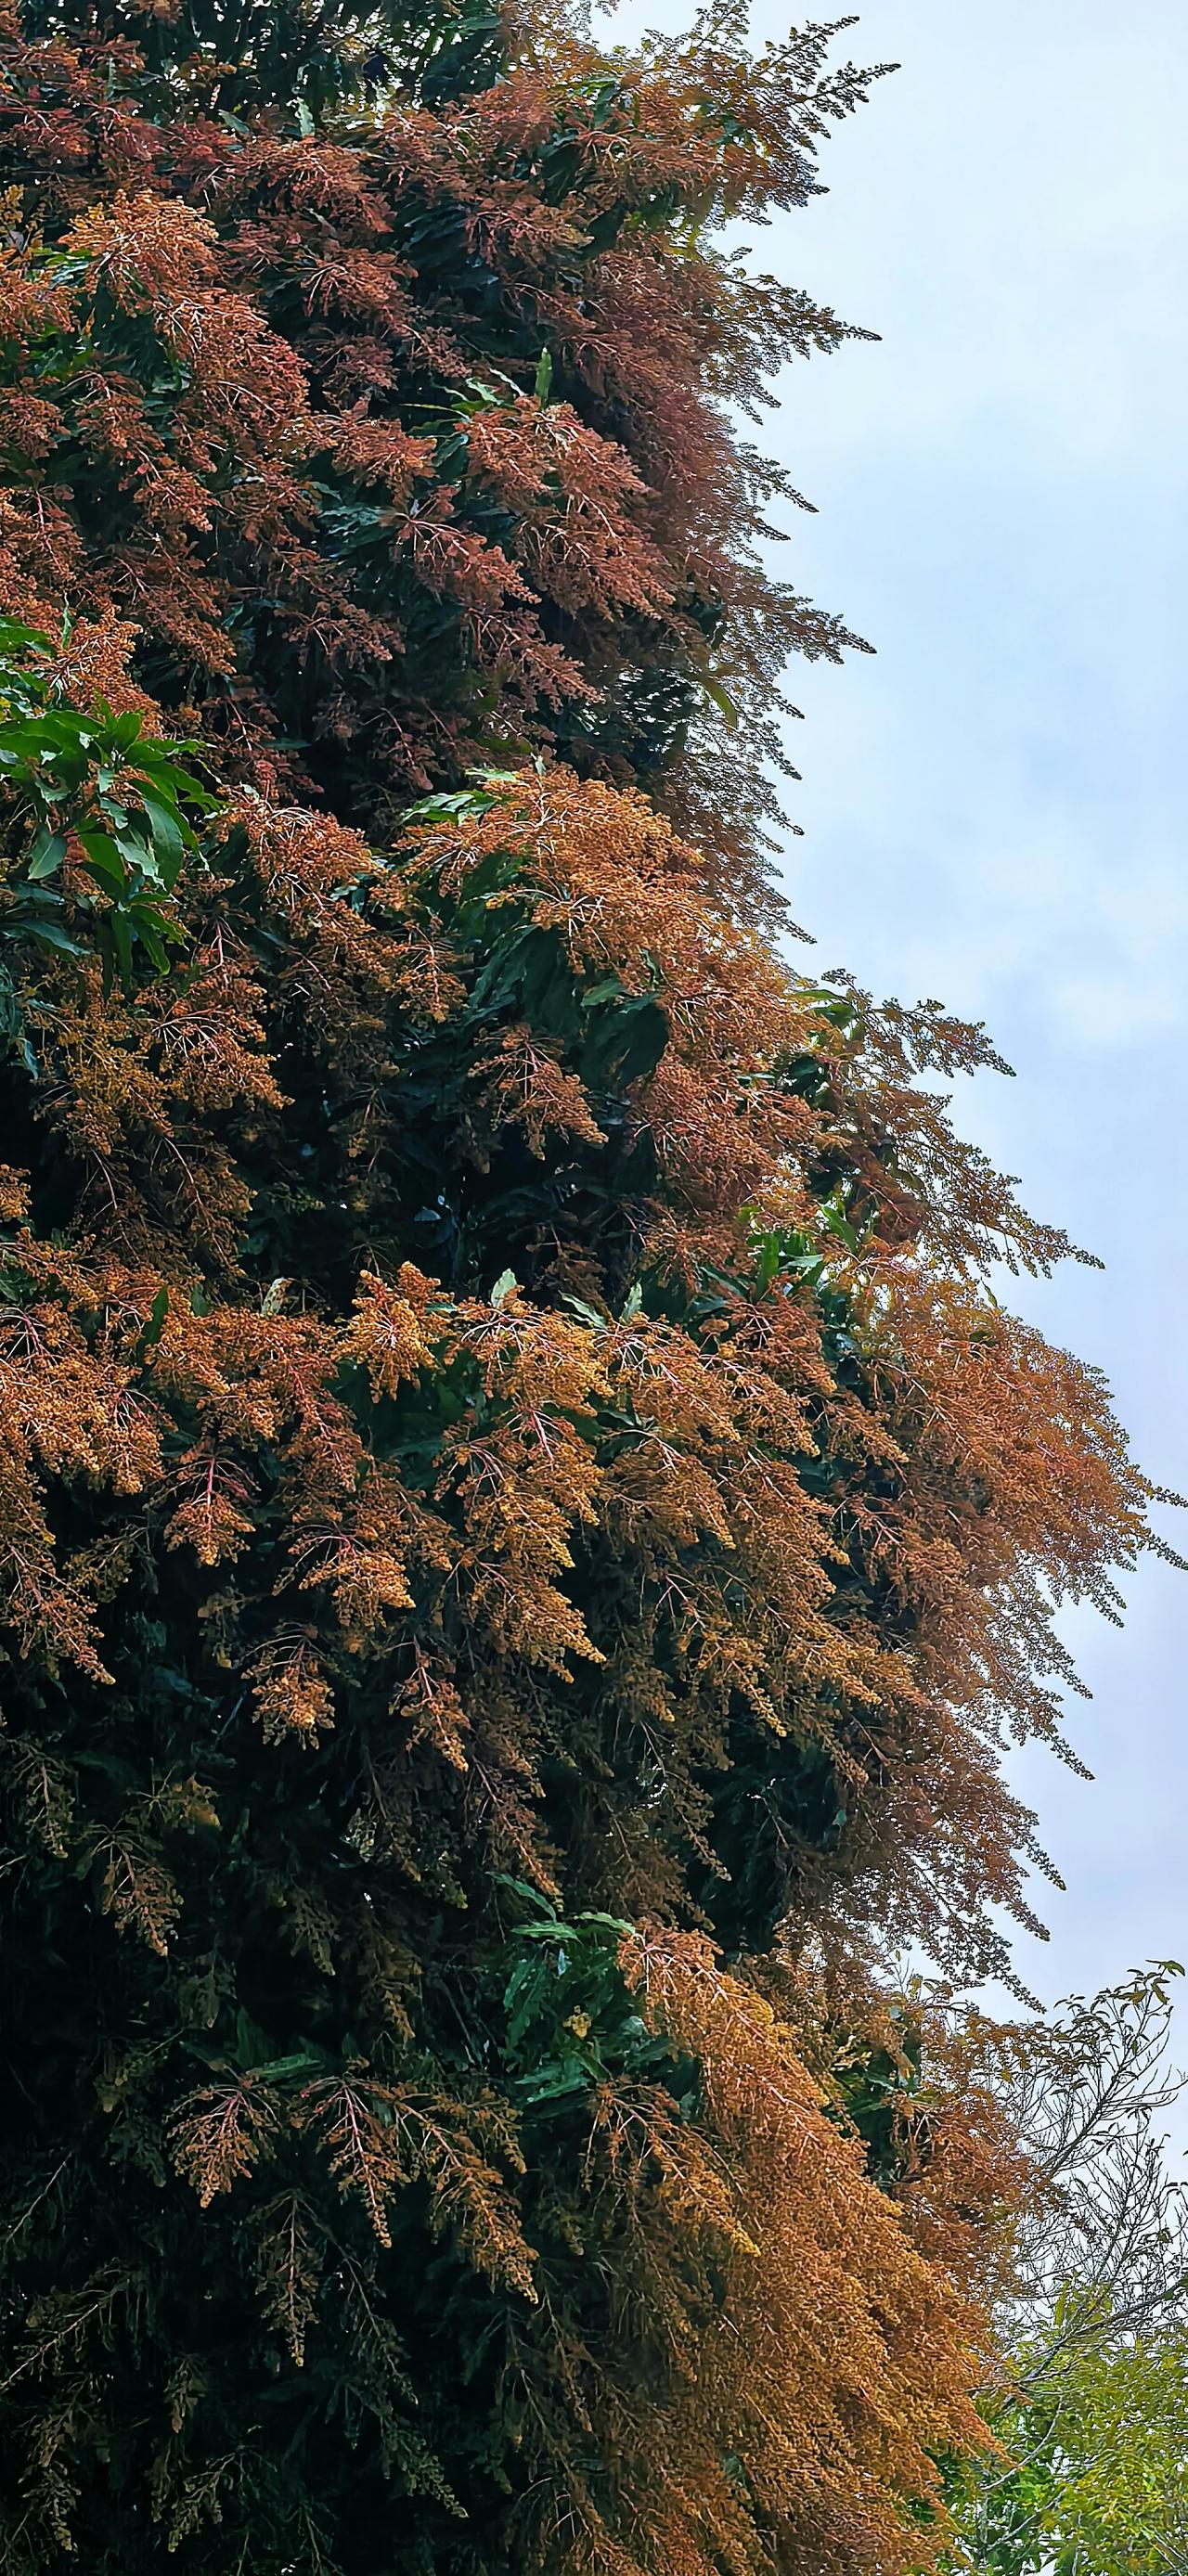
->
[0, 0, 877, 915]
[0, 4, 1170, 2570]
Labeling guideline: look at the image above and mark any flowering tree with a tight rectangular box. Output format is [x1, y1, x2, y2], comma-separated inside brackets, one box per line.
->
[0, 6, 1170, 2570]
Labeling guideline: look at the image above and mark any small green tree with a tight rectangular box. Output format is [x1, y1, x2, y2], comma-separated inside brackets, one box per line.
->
[949, 1967, 1188, 2575]
[952, 2333, 1188, 2576]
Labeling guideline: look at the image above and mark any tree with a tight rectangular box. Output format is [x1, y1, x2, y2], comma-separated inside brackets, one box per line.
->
[946, 1966, 1188, 2574]
[0, 6, 1172, 2571]
[0, 0, 879, 916]
[951, 2330, 1188, 2576]
[988, 1964, 1188, 2366]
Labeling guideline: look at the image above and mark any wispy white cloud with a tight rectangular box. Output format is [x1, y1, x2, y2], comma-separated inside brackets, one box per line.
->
[768, 0, 1188, 2034]
[616, 0, 1188, 2041]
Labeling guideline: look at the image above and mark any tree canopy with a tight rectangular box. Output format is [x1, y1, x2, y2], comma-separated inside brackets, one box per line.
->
[954, 2332, 1188, 2576]
[946, 1968, 1188, 2576]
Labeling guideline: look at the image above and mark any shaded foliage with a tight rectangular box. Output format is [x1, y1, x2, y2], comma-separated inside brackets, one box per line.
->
[0, 659, 1155, 2576]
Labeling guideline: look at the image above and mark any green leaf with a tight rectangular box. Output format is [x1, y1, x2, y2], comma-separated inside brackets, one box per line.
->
[26, 826, 67, 881]
[534, 344, 553, 404]
[562, 1294, 609, 1333]
[74, 830, 128, 895]
[701, 670, 740, 727]
[137, 789, 187, 885]
[514, 2059, 591, 2106]
[820, 1195, 860, 1255]
[108, 908, 135, 990]
[402, 787, 497, 825]
[131, 915, 170, 973]
[23, 919, 84, 956]
[135, 1286, 170, 1359]
[581, 994, 668, 1088]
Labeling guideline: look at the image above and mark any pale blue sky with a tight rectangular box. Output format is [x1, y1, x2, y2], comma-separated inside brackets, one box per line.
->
[617, 2, 1188, 2058]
